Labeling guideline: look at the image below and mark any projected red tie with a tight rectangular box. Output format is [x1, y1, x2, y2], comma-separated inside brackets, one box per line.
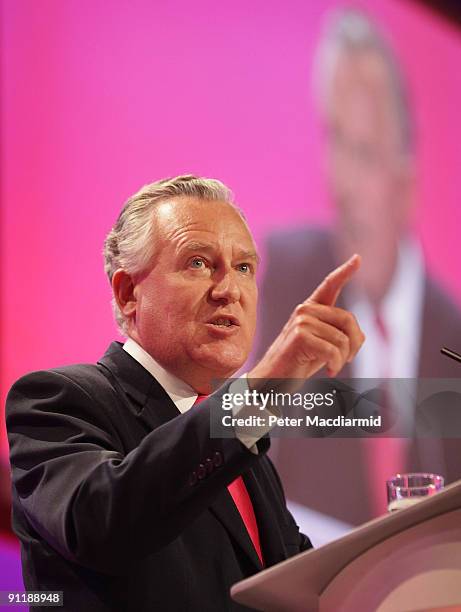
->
[194, 395, 264, 566]
[363, 312, 407, 516]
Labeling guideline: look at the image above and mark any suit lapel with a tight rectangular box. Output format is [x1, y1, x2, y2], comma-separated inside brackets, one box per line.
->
[97, 341, 181, 431]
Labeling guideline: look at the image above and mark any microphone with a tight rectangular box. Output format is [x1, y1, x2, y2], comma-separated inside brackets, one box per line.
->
[440, 346, 461, 364]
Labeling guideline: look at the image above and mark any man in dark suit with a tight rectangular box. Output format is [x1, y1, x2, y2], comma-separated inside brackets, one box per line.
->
[256, 10, 461, 525]
[6, 175, 364, 611]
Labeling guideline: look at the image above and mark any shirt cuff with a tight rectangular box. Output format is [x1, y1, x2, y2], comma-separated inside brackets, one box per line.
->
[228, 374, 281, 455]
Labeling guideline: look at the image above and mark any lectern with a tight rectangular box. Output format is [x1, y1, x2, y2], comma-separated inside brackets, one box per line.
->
[231, 479, 461, 611]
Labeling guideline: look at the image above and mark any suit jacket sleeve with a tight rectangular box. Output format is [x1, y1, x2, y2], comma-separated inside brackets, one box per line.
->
[6, 369, 269, 575]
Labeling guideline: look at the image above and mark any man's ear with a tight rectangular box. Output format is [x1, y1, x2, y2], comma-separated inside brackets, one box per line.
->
[112, 269, 137, 321]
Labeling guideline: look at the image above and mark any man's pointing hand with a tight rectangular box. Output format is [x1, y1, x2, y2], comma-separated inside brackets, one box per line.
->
[249, 254, 365, 381]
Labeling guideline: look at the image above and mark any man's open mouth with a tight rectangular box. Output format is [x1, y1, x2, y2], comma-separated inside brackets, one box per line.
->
[207, 315, 240, 327]
[213, 318, 233, 327]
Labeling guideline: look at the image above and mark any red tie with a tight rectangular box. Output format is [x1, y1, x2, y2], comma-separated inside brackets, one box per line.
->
[194, 395, 264, 566]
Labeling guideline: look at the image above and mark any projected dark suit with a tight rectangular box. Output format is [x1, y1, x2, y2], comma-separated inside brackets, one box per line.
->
[257, 228, 461, 525]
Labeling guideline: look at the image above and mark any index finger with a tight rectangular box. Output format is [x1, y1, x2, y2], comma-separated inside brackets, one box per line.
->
[307, 254, 361, 306]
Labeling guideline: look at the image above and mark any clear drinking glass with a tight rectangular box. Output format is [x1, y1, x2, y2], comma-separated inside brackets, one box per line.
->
[386, 472, 444, 512]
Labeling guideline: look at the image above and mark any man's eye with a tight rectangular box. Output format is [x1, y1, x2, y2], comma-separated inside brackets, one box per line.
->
[189, 257, 206, 269]
[237, 263, 252, 274]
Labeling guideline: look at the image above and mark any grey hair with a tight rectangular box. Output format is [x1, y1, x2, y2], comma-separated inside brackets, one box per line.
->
[103, 174, 239, 334]
[313, 8, 415, 155]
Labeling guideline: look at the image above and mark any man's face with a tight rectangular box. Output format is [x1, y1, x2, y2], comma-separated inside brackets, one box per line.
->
[130, 197, 258, 390]
[322, 50, 413, 303]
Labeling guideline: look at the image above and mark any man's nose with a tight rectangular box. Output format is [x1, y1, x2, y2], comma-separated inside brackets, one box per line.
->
[209, 270, 241, 304]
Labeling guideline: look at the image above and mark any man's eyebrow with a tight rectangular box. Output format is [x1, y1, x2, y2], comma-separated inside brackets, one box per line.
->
[239, 250, 260, 264]
[181, 241, 215, 253]
[181, 241, 260, 264]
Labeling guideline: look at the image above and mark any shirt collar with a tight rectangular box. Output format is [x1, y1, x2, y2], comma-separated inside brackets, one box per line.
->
[122, 338, 198, 413]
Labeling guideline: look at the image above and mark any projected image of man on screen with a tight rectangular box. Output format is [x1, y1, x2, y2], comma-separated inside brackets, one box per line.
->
[257, 8, 461, 525]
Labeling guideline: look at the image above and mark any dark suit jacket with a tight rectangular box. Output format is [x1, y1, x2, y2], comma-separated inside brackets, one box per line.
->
[256, 227, 461, 525]
[6, 342, 311, 612]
